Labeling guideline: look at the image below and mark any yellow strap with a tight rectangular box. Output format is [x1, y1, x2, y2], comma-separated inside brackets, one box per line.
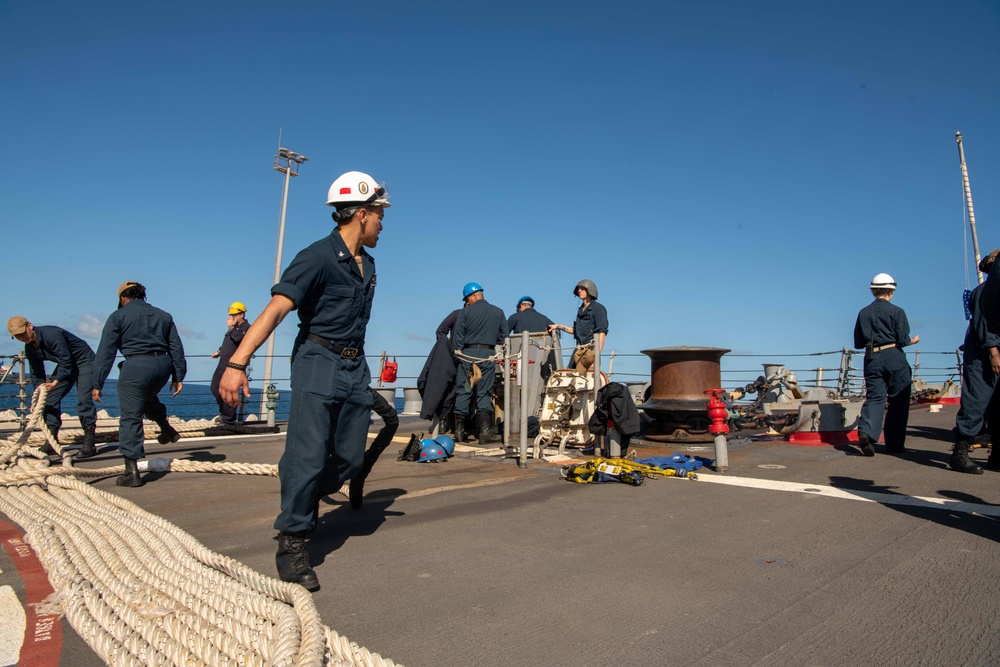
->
[565, 457, 679, 483]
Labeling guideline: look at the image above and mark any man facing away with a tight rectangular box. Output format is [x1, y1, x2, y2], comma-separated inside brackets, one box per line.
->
[219, 170, 389, 591]
[507, 295, 553, 334]
[92, 281, 187, 486]
[452, 282, 508, 444]
[7, 316, 98, 457]
[210, 301, 251, 425]
[852, 273, 919, 457]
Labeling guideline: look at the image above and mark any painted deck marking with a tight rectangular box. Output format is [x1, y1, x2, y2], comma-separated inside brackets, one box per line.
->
[0, 518, 62, 667]
[697, 474, 1000, 517]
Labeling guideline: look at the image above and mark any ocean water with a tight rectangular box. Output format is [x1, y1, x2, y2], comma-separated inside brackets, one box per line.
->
[0, 380, 406, 422]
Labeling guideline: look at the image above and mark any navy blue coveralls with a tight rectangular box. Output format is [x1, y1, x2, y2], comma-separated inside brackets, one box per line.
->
[955, 282, 1000, 440]
[453, 299, 508, 416]
[272, 229, 375, 535]
[853, 298, 914, 452]
[211, 319, 251, 424]
[24, 326, 96, 432]
[571, 300, 609, 368]
[507, 307, 554, 334]
[93, 300, 187, 460]
[436, 308, 462, 341]
[980, 259, 1000, 333]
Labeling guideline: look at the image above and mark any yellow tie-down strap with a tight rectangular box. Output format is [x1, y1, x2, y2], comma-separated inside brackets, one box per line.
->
[561, 457, 696, 484]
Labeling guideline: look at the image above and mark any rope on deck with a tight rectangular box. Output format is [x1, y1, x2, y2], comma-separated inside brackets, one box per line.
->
[0, 386, 401, 667]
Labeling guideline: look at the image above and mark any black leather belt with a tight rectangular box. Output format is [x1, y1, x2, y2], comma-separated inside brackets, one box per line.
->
[306, 333, 361, 358]
[464, 344, 494, 350]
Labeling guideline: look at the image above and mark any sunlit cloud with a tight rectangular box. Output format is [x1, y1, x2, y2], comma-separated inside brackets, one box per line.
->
[405, 332, 430, 342]
[76, 314, 104, 338]
[177, 325, 207, 340]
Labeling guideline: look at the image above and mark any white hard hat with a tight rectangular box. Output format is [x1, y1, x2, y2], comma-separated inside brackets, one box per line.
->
[869, 273, 897, 290]
[326, 171, 391, 209]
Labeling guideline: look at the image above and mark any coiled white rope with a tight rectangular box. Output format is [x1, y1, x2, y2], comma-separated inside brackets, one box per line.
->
[0, 387, 401, 667]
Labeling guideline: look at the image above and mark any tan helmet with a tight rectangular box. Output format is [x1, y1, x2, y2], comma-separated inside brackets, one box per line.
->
[573, 279, 599, 299]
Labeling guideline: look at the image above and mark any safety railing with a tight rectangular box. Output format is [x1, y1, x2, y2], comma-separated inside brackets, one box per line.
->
[0, 346, 965, 430]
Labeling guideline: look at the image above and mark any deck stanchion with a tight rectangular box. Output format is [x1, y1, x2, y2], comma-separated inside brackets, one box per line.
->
[16, 353, 28, 432]
[503, 342, 511, 454]
[519, 331, 529, 468]
[592, 338, 602, 457]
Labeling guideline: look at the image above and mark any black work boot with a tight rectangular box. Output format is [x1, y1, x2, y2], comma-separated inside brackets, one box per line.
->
[156, 420, 181, 445]
[275, 533, 320, 591]
[349, 476, 365, 510]
[950, 436, 983, 474]
[79, 425, 97, 459]
[454, 414, 468, 443]
[857, 432, 875, 457]
[477, 412, 500, 445]
[116, 457, 144, 487]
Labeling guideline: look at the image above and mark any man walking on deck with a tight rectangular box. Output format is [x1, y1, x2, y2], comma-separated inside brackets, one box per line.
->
[853, 273, 919, 457]
[219, 170, 390, 592]
[210, 302, 252, 425]
[452, 282, 508, 444]
[7, 316, 98, 457]
[92, 281, 187, 486]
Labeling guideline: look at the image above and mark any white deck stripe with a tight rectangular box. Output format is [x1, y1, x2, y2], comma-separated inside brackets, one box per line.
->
[697, 474, 1000, 516]
[0, 585, 25, 666]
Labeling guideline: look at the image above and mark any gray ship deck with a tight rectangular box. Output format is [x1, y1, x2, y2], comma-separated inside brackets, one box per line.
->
[2, 403, 998, 666]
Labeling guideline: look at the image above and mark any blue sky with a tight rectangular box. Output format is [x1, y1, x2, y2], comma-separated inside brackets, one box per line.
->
[2, 1, 999, 389]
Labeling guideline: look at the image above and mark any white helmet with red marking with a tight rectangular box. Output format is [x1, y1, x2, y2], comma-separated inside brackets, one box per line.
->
[326, 171, 391, 210]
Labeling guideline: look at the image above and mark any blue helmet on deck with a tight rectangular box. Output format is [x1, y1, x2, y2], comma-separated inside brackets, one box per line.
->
[435, 435, 455, 456]
[462, 282, 484, 299]
[516, 295, 534, 309]
[419, 439, 448, 462]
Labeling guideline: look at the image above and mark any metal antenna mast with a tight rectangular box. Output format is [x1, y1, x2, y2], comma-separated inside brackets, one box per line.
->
[956, 132, 983, 284]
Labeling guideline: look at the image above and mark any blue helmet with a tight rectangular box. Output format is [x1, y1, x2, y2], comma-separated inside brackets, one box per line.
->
[435, 435, 455, 456]
[516, 295, 534, 309]
[462, 282, 484, 299]
[419, 439, 448, 462]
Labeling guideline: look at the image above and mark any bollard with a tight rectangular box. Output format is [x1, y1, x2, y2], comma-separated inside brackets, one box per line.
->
[706, 389, 729, 474]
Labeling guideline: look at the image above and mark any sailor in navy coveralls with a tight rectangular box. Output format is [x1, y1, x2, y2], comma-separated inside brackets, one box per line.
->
[219, 170, 389, 591]
[452, 282, 508, 444]
[951, 249, 1000, 473]
[92, 281, 187, 486]
[7, 316, 97, 456]
[853, 273, 919, 456]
